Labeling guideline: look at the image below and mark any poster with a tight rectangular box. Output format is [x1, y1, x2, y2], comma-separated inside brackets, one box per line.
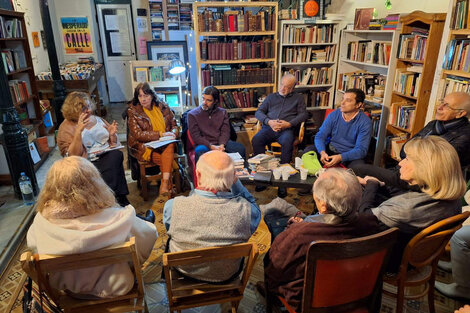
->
[61, 17, 93, 54]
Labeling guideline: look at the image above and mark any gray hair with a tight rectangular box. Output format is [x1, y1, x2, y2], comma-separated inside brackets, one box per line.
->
[313, 168, 362, 217]
[196, 153, 235, 191]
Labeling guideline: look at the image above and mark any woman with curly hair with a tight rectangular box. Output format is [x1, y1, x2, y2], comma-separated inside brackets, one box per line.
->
[27, 156, 157, 298]
[128, 82, 179, 196]
[56, 91, 130, 206]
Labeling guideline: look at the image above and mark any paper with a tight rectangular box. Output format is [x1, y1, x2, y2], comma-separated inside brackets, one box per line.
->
[29, 142, 41, 164]
[136, 17, 148, 32]
[139, 37, 147, 55]
[105, 15, 119, 30]
[144, 139, 179, 149]
[110, 32, 131, 54]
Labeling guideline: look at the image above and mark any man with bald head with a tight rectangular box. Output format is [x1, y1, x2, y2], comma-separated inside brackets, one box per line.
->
[163, 150, 261, 282]
[252, 74, 308, 197]
[352, 91, 470, 189]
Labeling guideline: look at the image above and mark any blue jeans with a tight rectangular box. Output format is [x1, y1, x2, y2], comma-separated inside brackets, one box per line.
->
[194, 140, 246, 164]
[252, 125, 294, 164]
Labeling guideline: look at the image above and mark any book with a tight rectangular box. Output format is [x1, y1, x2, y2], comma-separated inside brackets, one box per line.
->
[135, 67, 148, 82]
[253, 170, 272, 183]
[248, 153, 273, 164]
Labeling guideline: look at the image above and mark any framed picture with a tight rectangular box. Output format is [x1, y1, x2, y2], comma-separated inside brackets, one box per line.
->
[354, 8, 374, 30]
[300, 0, 324, 21]
[147, 40, 188, 87]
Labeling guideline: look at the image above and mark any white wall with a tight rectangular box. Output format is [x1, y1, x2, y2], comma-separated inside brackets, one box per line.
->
[12, 0, 51, 75]
[328, 0, 450, 24]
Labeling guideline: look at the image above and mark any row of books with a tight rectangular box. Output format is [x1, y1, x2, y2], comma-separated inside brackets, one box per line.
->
[393, 68, 421, 97]
[36, 63, 102, 80]
[1, 49, 26, 74]
[134, 67, 171, 83]
[389, 101, 416, 131]
[441, 75, 470, 96]
[346, 41, 392, 65]
[338, 72, 386, 96]
[387, 135, 408, 161]
[200, 39, 274, 60]
[201, 66, 274, 87]
[0, 17, 23, 39]
[282, 24, 335, 44]
[368, 109, 382, 138]
[451, 0, 470, 30]
[442, 39, 470, 72]
[282, 46, 335, 63]
[397, 32, 428, 61]
[283, 67, 333, 86]
[9, 80, 30, 105]
[197, 9, 275, 32]
[219, 89, 259, 109]
[302, 90, 330, 108]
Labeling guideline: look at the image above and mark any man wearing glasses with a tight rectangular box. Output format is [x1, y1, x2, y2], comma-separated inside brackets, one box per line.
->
[352, 91, 470, 190]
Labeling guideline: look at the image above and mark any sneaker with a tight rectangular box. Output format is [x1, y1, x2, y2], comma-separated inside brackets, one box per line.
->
[136, 209, 156, 224]
[278, 187, 287, 198]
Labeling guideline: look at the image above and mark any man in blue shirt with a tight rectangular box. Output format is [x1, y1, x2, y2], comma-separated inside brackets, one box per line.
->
[306, 88, 372, 168]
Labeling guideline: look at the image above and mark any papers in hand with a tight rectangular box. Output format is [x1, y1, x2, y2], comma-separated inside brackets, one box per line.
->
[144, 138, 179, 149]
[90, 144, 125, 157]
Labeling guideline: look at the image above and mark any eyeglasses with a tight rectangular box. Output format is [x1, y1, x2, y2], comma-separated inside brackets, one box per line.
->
[438, 99, 463, 111]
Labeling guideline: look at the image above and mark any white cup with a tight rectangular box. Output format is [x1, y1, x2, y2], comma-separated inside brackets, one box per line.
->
[281, 169, 290, 181]
[295, 157, 303, 169]
[300, 168, 308, 180]
[273, 168, 281, 180]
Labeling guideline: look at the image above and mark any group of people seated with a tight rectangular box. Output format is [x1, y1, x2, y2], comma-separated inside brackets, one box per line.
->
[25, 73, 470, 310]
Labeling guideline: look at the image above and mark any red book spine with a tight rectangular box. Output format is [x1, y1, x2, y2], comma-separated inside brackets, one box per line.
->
[229, 15, 236, 32]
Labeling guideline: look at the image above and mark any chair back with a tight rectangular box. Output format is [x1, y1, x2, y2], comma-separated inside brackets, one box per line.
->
[185, 130, 198, 187]
[20, 237, 147, 313]
[398, 211, 470, 275]
[302, 228, 399, 313]
[163, 242, 258, 311]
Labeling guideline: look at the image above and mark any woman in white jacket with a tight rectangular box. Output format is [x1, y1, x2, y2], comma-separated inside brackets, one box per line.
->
[27, 156, 157, 298]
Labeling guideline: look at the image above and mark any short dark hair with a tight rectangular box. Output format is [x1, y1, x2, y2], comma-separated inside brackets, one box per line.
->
[132, 82, 158, 107]
[345, 88, 365, 104]
[202, 86, 220, 106]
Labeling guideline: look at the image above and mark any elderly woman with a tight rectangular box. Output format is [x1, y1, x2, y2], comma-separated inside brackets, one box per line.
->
[358, 135, 466, 271]
[56, 91, 129, 206]
[128, 82, 179, 196]
[27, 156, 157, 298]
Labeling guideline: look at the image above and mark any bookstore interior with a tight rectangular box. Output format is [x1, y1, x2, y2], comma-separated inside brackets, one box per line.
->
[1, 0, 470, 312]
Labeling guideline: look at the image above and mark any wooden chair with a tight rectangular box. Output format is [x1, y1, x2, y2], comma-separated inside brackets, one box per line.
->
[383, 211, 470, 313]
[267, 228, 399, 313]
[20, 237, 148, 313]
[255, 121, 305, 160]
[163, 242, 259, 313]
[138, 157, 182, 201]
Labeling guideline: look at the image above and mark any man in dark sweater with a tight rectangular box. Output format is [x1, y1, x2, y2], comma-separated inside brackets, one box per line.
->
[351, 91, 470, 190]
[188, 86, 245, 163]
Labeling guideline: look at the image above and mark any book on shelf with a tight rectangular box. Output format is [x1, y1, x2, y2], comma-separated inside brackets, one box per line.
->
[338, 71, 386, 97]
[8, 80, 30, 104]
[0, 49, 26, 73]
[201, 65, 274, 87]
[443, 39, 470, 72]
[387, 134, 408, 161]
[135, 67, 149, 83]
[397, 30, 429, 61]
[282, 24, 334, 44]
[346, 40, 392, 65]
[393, 68, 421, 97]
[282, 45, 335, 63]
[389, 101, 415, 131]
[197, 8, 275, 32]
[0, 16, 23, 38]
[383, 14, 400, 30]
[149, 67, 164, 82]
[200, 38, 274, 60]
[282, 67, 332, 86]
[441, 75, 470, 97]
[302, 90, 330, 108]
[220, 89, 258, 109]
[451, 0, 469, 30]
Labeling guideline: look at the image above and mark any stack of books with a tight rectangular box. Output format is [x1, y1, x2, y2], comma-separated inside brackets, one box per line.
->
[227, 152, 244, 170]
[200, 38, 274, 60]
[248, 154, 279, 172]
[383, 14, 400, 30]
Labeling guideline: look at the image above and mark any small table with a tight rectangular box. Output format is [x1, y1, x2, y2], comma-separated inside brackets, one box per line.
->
[240, 172, 316, 190]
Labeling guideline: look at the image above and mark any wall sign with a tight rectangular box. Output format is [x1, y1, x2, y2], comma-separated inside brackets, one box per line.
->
[60, 17, 93, 54]
[32, 32, 40, 47]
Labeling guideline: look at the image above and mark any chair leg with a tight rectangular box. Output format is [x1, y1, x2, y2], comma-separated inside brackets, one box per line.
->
[174, 169, 181, 193]
[231, 301, 239, 313]
[428, 268, 437, 313]
[140, 165, 148, 201]
[395, 281, 406, 313]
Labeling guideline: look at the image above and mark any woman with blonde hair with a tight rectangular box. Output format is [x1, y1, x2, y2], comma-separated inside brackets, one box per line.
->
[128, 82, 179, 196]
[27, 156, 157, 298]
[56, 91, 130, 206]
[358, 135, 466, 271]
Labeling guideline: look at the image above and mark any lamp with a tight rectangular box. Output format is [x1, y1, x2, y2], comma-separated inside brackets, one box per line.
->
[169, 59, 186, 75]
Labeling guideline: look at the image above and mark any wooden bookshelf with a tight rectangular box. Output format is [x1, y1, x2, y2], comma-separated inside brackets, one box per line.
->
[149, 0, 193, 40]
[336, 29, 400, 165]
[193, 1, 278, 113]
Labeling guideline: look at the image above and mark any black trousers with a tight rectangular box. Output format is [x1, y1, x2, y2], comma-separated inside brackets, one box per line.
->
[92, 150, 129, 196]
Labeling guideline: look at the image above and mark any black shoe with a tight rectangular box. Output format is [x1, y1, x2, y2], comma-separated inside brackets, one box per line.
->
[116, 195, 130, 207]
[255, 185, 267, 192]
[278, 187, 287, 198]
[297, 187, 312, 196]
[137, 210, 155, 224]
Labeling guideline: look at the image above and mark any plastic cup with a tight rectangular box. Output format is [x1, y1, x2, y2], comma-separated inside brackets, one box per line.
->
[273, 168, 281, 180]
[300, 168, 308, 180]
[281, 169, 290, 181]
[295, 157, 303, 169]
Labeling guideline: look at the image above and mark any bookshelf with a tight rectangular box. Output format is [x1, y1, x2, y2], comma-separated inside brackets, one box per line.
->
[386, 11, 445, 161]
[129, 60, 184, 114]
[193, 1, 278, 114]
[278, 19, 339, 111]
[149, 0, 193, 40]
[336, 29, 400, 166]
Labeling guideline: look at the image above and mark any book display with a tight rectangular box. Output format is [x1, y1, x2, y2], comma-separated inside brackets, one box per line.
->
[278, 20, 338, 110]
[149, 0, 193, 40]
[337, 29, 400, 165]
[386, 11, 445, 162]
[194, 1, 278, 114]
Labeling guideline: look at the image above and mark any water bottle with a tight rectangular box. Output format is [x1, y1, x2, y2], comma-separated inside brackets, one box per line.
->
[19, 172, 35, 205]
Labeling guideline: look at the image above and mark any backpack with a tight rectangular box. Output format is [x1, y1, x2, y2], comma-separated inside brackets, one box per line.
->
[301, 151, 322, 175]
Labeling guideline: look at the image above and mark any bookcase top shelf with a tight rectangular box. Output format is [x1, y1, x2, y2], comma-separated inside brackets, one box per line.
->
[200, 58, 275, 64]
[450, 29, 470, 35]
[340, 58, 390, 69]
[397, 58, 424, 64]
[442, 70, 470, 79]
[198, 31, 276, 36]
[214, 83, 274, 89]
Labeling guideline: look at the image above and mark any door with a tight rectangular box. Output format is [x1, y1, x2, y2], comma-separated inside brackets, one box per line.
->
[96, 3, 136, 102]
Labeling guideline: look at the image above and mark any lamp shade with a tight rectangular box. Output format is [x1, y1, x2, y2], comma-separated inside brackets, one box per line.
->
[169, 59, 186, 75]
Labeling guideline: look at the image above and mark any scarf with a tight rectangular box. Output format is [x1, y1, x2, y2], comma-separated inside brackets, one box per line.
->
[142, 105, 166, 161]
[423, 117, 468, 137]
